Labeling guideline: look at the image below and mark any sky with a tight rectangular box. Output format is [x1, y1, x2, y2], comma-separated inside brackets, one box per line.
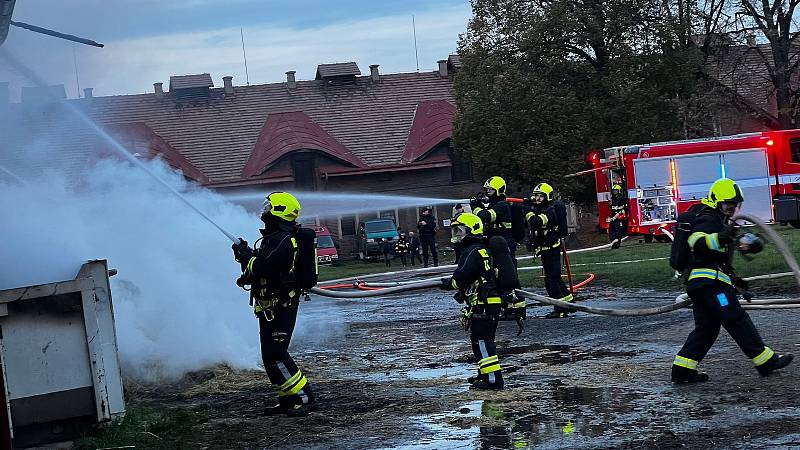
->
[0, 0, 471, 100]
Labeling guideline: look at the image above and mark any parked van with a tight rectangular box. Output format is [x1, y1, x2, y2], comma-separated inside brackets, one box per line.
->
[355, 218, 399, 260]
[313, 226, 339, 265]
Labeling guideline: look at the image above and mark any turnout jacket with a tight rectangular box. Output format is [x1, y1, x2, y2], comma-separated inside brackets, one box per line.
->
[686, 205, 736, 289]
[444, 238, 502, 312]
[473, 198, 512, 240]
[418, 215, 437, 236]
[610, 188, 627, 220]
[394, 238, 410, 255]
[244, 225, 299, 303]
[525, 202, 561, 250]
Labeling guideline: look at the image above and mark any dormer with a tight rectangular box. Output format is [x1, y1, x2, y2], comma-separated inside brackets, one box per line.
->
[315, 62, 360, 84]
[169, 73, 214, 98]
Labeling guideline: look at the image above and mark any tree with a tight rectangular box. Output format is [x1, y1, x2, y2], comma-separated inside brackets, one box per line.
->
[736, 0, 800, 128]
[454, 0, 710, 202]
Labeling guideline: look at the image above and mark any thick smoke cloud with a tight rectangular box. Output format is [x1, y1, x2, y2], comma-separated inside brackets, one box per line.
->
[0, 158, 271, 382]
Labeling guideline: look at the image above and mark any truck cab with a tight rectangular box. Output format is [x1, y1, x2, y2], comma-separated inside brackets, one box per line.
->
[313, 226, 339, 265]
[355, 219, 399, 261]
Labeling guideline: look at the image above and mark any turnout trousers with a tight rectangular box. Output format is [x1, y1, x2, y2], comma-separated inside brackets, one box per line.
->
[470, 311, 503, 386]
[258, 302, 314, 407]
[420, 235, 438, 267]
[541, 246, 573, 314]
[674, 282, 775, 376]
[609, 219, 625, 243]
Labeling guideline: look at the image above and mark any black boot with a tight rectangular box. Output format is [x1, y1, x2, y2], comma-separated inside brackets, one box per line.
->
[756, 353, 794, 377]
[470, 373, 504, 390]
[671, 365, 710, 384]
[263, 397, 291, 416]
[285, 385, 317, 417]
[544, 310, 569, 319]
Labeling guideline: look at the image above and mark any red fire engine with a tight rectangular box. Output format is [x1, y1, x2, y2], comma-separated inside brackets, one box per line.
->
[588, 130, 800, 239]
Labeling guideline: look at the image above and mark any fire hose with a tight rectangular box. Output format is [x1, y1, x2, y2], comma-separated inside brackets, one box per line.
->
[313, 215, 800, 315]
[517, 214, 800, 315]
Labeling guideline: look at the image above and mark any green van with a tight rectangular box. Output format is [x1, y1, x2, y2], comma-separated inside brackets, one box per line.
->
[355, 218, 399, 261]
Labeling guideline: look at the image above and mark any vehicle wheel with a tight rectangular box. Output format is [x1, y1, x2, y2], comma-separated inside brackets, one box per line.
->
[644, 234, 654, 243]
[791, 221, 800, 229]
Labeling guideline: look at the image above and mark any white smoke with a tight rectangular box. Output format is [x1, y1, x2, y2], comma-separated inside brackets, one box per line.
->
[0, 158, 271, 382]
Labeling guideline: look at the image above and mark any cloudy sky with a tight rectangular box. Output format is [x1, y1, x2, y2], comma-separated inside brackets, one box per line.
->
[1, 0, 471, 100]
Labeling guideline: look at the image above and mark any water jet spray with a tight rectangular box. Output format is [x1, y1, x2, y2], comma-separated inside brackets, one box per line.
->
[0, 48, 239, 243]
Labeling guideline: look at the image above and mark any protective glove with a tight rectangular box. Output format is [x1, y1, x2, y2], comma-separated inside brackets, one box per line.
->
[453, 291, 466, 304]
[440, 277, 453, 291]
[232, 238, 254, 263]
[469, 195, 481, 210]
[717, 227, 736, 245]
[738, 233, 764, 255]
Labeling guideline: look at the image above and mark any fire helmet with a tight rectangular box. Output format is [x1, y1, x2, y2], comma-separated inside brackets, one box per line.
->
[451, 212, 484, 237]
[262, 192, 301, 222]
[532, 183, 554, 202]
[483, 176, 507, 196]
[701, 178, 743, 209]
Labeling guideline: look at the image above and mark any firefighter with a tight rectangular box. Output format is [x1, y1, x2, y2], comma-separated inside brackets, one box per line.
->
[440, 213, 504, 390]
[470, 176, 516, 260]
[525, 183, 573, 319]
[417, 207, 439, 267]
[395, 233, 410, 267]
[231, 192, 317, 416]
[672, 178, 793, 383]
[608, 183, 627, 249]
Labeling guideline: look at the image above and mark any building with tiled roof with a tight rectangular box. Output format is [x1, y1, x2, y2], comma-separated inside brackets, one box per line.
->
[0, 59, 476, 257]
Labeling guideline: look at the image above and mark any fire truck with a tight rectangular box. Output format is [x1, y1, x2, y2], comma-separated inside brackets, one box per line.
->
[589, 130, 800, 240]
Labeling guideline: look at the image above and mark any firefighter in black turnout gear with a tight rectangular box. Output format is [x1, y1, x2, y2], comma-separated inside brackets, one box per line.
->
[417, 207, 439, 267]
[608, 182, 627, 249]
[471, 176, 516, 260]
[232, 192, 317, 416]
[524, 183, 573, 319]
[440, 213, 504, 390]
[672, 178, 793, 383]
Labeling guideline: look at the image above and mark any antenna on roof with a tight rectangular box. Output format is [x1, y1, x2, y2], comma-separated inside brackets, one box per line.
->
[412, 15, 419, 73]
[72, 45, 81, 98]
[240, 27, 250, 86]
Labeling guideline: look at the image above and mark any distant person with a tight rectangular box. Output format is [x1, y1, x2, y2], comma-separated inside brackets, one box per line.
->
[470, 176, 516, 261]
[417, 207, 438, 267]
[524, 183, 572, 319]
[395, 233, 410, 267]
[408, 232, 421, 266]
[608, 181, 627, 249]
[671, 178, 793, 383]
[380, 238, 393, 267]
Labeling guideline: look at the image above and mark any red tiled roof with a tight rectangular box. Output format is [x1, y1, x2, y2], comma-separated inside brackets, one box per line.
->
[84, 71, 454, 183]
[402, 100, 455, 163]
[1, 70, 455, 185]
[106, 123, 209, 182]
[241, 111, 366, 177]
[169, 73, 214, 91]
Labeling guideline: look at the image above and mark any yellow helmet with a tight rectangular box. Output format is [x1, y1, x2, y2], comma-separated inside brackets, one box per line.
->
[532, 182, 554, 201]
[451, 212, 484, 236]
[483, 176, 507, 196]
[262, 191, 301, 222]
[701, 178, 743, 209]
[612, 183, 623, 192]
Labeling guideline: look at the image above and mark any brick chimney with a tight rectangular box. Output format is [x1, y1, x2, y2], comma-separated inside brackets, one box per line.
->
[154, 82, 164, 98]
[437, 60, 448, 77]
[286, 70, 297, 90]
[83, 88, 93, 98]
[369, 64, 380, 82]
[223, 76, 234, 94]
